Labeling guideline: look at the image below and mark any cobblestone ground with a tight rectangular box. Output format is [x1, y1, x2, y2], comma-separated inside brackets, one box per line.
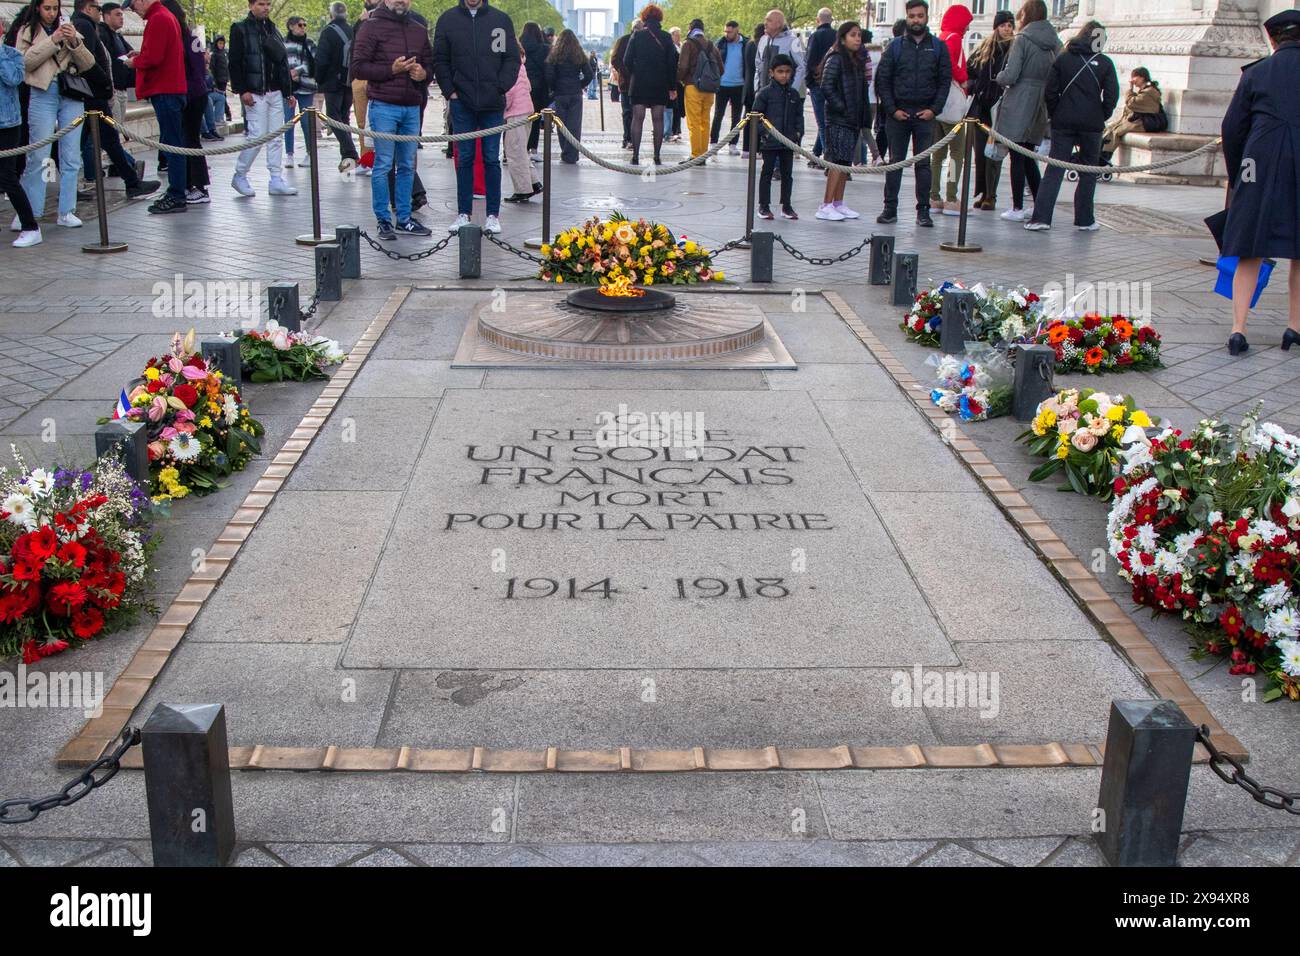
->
[1, 94, 1298, 865]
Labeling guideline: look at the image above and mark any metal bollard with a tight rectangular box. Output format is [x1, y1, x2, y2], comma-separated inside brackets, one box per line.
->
[458, 223, 482, 279]
[1097, 700, 1196, 867]
[750, 231, 774, 283]
[335, 225, 361, 279]
[939, 288, 976, 355]
[81, 111, 127, 255]
[296, 109, 326, 245]
[869, 234, 894, 285]
[141, 703, 237, 867]
[268, 282, 301, 332]
[744, 115, 759, 243]
[891, 252, 919, 307]
[95, 419, 148, 485]
[1011, 344, 1055, 421]
[315, 242, 342, 302]
[939, 117, 983, 254]
[201, 338, 242, 386]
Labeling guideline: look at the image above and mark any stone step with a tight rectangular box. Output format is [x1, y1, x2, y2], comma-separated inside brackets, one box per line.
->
[1114, 131, 1226, 187]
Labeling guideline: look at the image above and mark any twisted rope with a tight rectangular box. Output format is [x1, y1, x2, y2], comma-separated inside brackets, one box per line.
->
[759, 117, 961, 175]
[317, 111, 537, 143]
[0, 116, 85, 159]
[550, 115, 748, 174]
[104, 112, 301, 156]
[980, 122, 1223, 175]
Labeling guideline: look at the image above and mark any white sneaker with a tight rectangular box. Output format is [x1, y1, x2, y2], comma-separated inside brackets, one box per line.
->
[815, 203, 845, 221]
[56, 212, 83, 228]
[1000, 207, 1027, 221]
[9, 215, 20, 231]
[284, 154, 296, 167]
[268, 177, 298, 196]
[941, 203, 962, 217]
[12, 229, 42, 248]
[1024, 221, 1050, 231]
[1077, 222, 1101, 231]
[298, 154, 311, 167]
[484, 215, 502, 235]
[339, 158, 356, 173]
[448, 213, 471, 234]
[231, 173, 255, 197]
[833, 202, 860, 219]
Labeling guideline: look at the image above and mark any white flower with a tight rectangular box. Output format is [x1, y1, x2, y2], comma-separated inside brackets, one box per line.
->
[1279, 639, 1300, 678]
[1250, 519, 1285, 542]
[1260, 582, 1291, 608]
[169, 434, 202, 462]
[223, 394, 239, 425]
[1136, 524, 1158, 552]
[2, 491, 36, 528]
[25, 468, 55, 497]
[1208, 510, 1223, 526]
[1283, 498, 1300, 519]
[1264, 606, 1300, 640]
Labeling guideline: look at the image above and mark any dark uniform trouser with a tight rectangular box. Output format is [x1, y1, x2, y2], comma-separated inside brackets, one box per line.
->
[883, 114, 935, 212]
[325, 88, 358, 161]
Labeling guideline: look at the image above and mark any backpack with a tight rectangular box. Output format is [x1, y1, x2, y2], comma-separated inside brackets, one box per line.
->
[1140, 105, 1169, 133]
[329, 21, 351, 83]
[692, 37, 721, 93]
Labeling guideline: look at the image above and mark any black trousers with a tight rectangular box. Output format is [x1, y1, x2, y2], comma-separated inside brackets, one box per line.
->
[710, 85, 743, 143]
[0, 125, 38, 230]
[182, 95, 209, 190]
[324, 88, 358, 161]
[1030, 129, 1101, 226]
[527, 88, 548, 152]
[883, 115, 934, 212]
[80, 99, 140, 188]
[759, 148, 793, 207]
[620, 92, 632, 145]
[1009, 143, 1041, 209]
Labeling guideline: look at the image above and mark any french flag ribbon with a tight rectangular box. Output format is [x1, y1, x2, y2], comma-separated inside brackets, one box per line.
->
[112, 389, 131, 420]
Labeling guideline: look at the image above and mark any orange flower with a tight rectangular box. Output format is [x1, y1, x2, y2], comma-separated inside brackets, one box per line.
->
[1084, 347, 1106, 366]
[1112, 318, 1133, 340]
[1047, 323, 1070, 345]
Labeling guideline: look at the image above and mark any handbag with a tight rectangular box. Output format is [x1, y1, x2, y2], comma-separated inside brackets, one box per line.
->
[937, 80, 970, 124]
[58, 69, 94, 102]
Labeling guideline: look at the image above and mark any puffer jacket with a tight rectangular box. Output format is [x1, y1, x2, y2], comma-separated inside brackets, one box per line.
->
[522, 31, 549, 101]
[353, 4, 433, 107]
[504, 59, 531, 116]
[431, 0, 520, 113]
[753, 76, 802, 149]
[228, 13, 291, 97]
[284, 33, 316, 94]
[1044, 38, 1119, 133]
[875, 29, 951, 115]
[821, 47, 870, 129]
[994, 18, 1061, 142]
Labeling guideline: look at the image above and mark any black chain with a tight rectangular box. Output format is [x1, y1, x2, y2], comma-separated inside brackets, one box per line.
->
[1198, 725, 1300, 815]
[711, 237, 751, 256]
[301, 290, 321, 321]
[359, 229, 453, 262]
[772, 234, 871, 266]
[483, 233, 546, 264]
[0, 728, 140, 825]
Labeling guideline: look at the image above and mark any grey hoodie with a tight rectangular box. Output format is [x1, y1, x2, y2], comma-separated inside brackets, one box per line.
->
[993, 19, 1061, 144]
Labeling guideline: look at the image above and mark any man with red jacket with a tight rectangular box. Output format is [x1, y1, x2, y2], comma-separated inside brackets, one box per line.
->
[124, 0, 187, 213]
[928, 2, 971, 215]
[351, 0, 434, 240]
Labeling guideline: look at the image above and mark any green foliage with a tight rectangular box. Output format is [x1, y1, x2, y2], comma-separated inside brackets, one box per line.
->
[186, 0, 560, 41]
[657, 0, 863, 36]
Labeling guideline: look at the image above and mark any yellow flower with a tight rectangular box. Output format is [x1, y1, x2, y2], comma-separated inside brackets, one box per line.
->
[144, 368, 160, 381]
[644, 275, 654, 285]
[556, 276, 565, 283]
[200, 416, 212, 428]
[1106, 405, 1125, 421]
[1056, 444, 1069, 460]
[1111, 424, 1124, 440]
[683, 241, 697, 253]
[714, 272, 725, 281]
[1130, 410, 1153, 427]
[541, 244, 551, 257]
[640, 246, 651, 257]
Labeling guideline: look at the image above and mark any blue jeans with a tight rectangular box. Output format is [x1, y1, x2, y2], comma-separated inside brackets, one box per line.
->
[449, 99, 502, 217]
[809, 87, 826, 157]
[20, 83, 83, 217]
[204, 91, 225, 135]
[282, 94, 311, 154]
[149, 94, 187, 201]
[369, 100, 419, 225]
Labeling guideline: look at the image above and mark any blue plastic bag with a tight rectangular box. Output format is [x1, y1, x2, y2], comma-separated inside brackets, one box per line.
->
[1214, 256, 1276, 307]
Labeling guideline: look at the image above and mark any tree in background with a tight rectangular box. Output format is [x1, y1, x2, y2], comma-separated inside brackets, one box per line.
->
[181, 0, 561, 40]
[659, 0, 862, 36]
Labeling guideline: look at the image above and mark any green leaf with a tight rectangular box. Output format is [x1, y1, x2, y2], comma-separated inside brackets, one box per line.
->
[1028, 459, 1063, 482]
[1064, 461, 1090, 496]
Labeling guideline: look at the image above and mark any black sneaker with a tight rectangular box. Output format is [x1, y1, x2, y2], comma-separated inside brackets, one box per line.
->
[876, 209, 898, 224]
[917, 211, 935, 228]
[126, 179, 161, 199]
[376, 220, 397, 241]
[147, 194, 186, 214]
[411, 192, 428, 213]
[396, 218, 432, 237]
[780, 205, 799, 220]
[758, 205, 774, 220]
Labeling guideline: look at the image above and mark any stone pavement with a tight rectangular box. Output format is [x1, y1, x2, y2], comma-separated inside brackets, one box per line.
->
[1, 96, 1299, 865]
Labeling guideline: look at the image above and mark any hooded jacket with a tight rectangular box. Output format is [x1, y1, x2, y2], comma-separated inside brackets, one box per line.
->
[432, 0, 520, 113]
[1044, 37, 1119, 133]
[993, 18, 1061, 143]
[937, 4, 973, 87]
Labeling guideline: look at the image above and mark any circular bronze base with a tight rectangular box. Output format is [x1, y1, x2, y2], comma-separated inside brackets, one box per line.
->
[477, 293, 766, 366]
[296, 234, 329, 246]
[565, 285, 676, 313]
[939, 242, 983, 253]
[82, 242, 129, 254]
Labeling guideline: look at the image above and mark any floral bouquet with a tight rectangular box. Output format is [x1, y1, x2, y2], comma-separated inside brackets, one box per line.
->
[1018, 387, 1156, 498]
[900, 281, 954, 347]
[537, 212, 724, 287]
[231, 321, 346, 383]
[1, 449, 157, 661]
[1108, 407, 1300, 700]
[1030, 312, 1162, 373]
[901, 282, 1043, 349]
[107, 330, 265, 502]
[927, 345, 1013, 422]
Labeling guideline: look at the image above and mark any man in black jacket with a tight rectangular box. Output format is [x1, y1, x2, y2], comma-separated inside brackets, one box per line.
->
[1025, 21, 1119, 231]
[316, 2, 358, 169]
[73, 0, 158, 197]
[432, 0, 519, 234]
[874, 0, 950, 226]
[803, 8, 833, 161]
[229, 0, 297, 197]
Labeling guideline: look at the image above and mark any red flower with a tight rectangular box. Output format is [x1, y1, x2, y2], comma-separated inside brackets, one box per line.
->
[146, 380, 164, 394]
[71, 607, 104, 639]
[1082, 312, 1102, 330]
[0, 590, 33, 623]
[21, 639, 40, 665]
[56, 541, 87, 569]
[1135, 503, 1158, 525]
[46, 581, 88, 616]
[11, 558, 41, 582]
[38, 636, 70, 657]
[185, 355, 207, 371]
[1220, 606, 1244, 638]
[173, 384, 199, 408]
[22, 526, 57, 561]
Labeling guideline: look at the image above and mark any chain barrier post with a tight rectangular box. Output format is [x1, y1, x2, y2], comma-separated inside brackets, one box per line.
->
[201, 337, 242, 386]
[82, 111, 127, 254]
[459, 223, 483, 278]
[939, 287, 975, 355]
[268, 282, 302, 332]
[1011, 344, 1054, 420]
[315, 242, 343, 301]
[940, 117, 981, 254]
[891, 251, 918, 306]
[336, 224, 361, 279]
[94, 419, 149, 485]
[744, 115, 759, 244]
[527, 110, 554, 250]
[1097, 700, 1196, 867]
[868, 233, 894, 285]
[142, 703, 236, 867]
[750, 231, 774, 283]
[296, 109, 326, 245]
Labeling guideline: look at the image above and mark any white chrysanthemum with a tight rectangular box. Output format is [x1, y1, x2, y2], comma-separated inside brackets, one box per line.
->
[1278, 639, 1300, 678]
[1250, 519, 1285, 542]
[1264, 606, 1300, 639]
[2, 491, 36, 528]
[1153, 549, 1183, 576]
[223, 394, 239, 425]
[1136, 524, 1158, 552]
[1173, 531, 1201, 556]
[1260, 582, 1291, 608]
[169, 434, 202, 462]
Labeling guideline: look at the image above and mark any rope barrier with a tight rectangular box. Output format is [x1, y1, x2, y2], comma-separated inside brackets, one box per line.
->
[979, 122, 1223, 175]
[760, 117, 962, 175]
[316, 110, 537, 143]
[103, 111, 300, 157]
[549, 114, 748, 174]
[0, 115, 85, 159]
